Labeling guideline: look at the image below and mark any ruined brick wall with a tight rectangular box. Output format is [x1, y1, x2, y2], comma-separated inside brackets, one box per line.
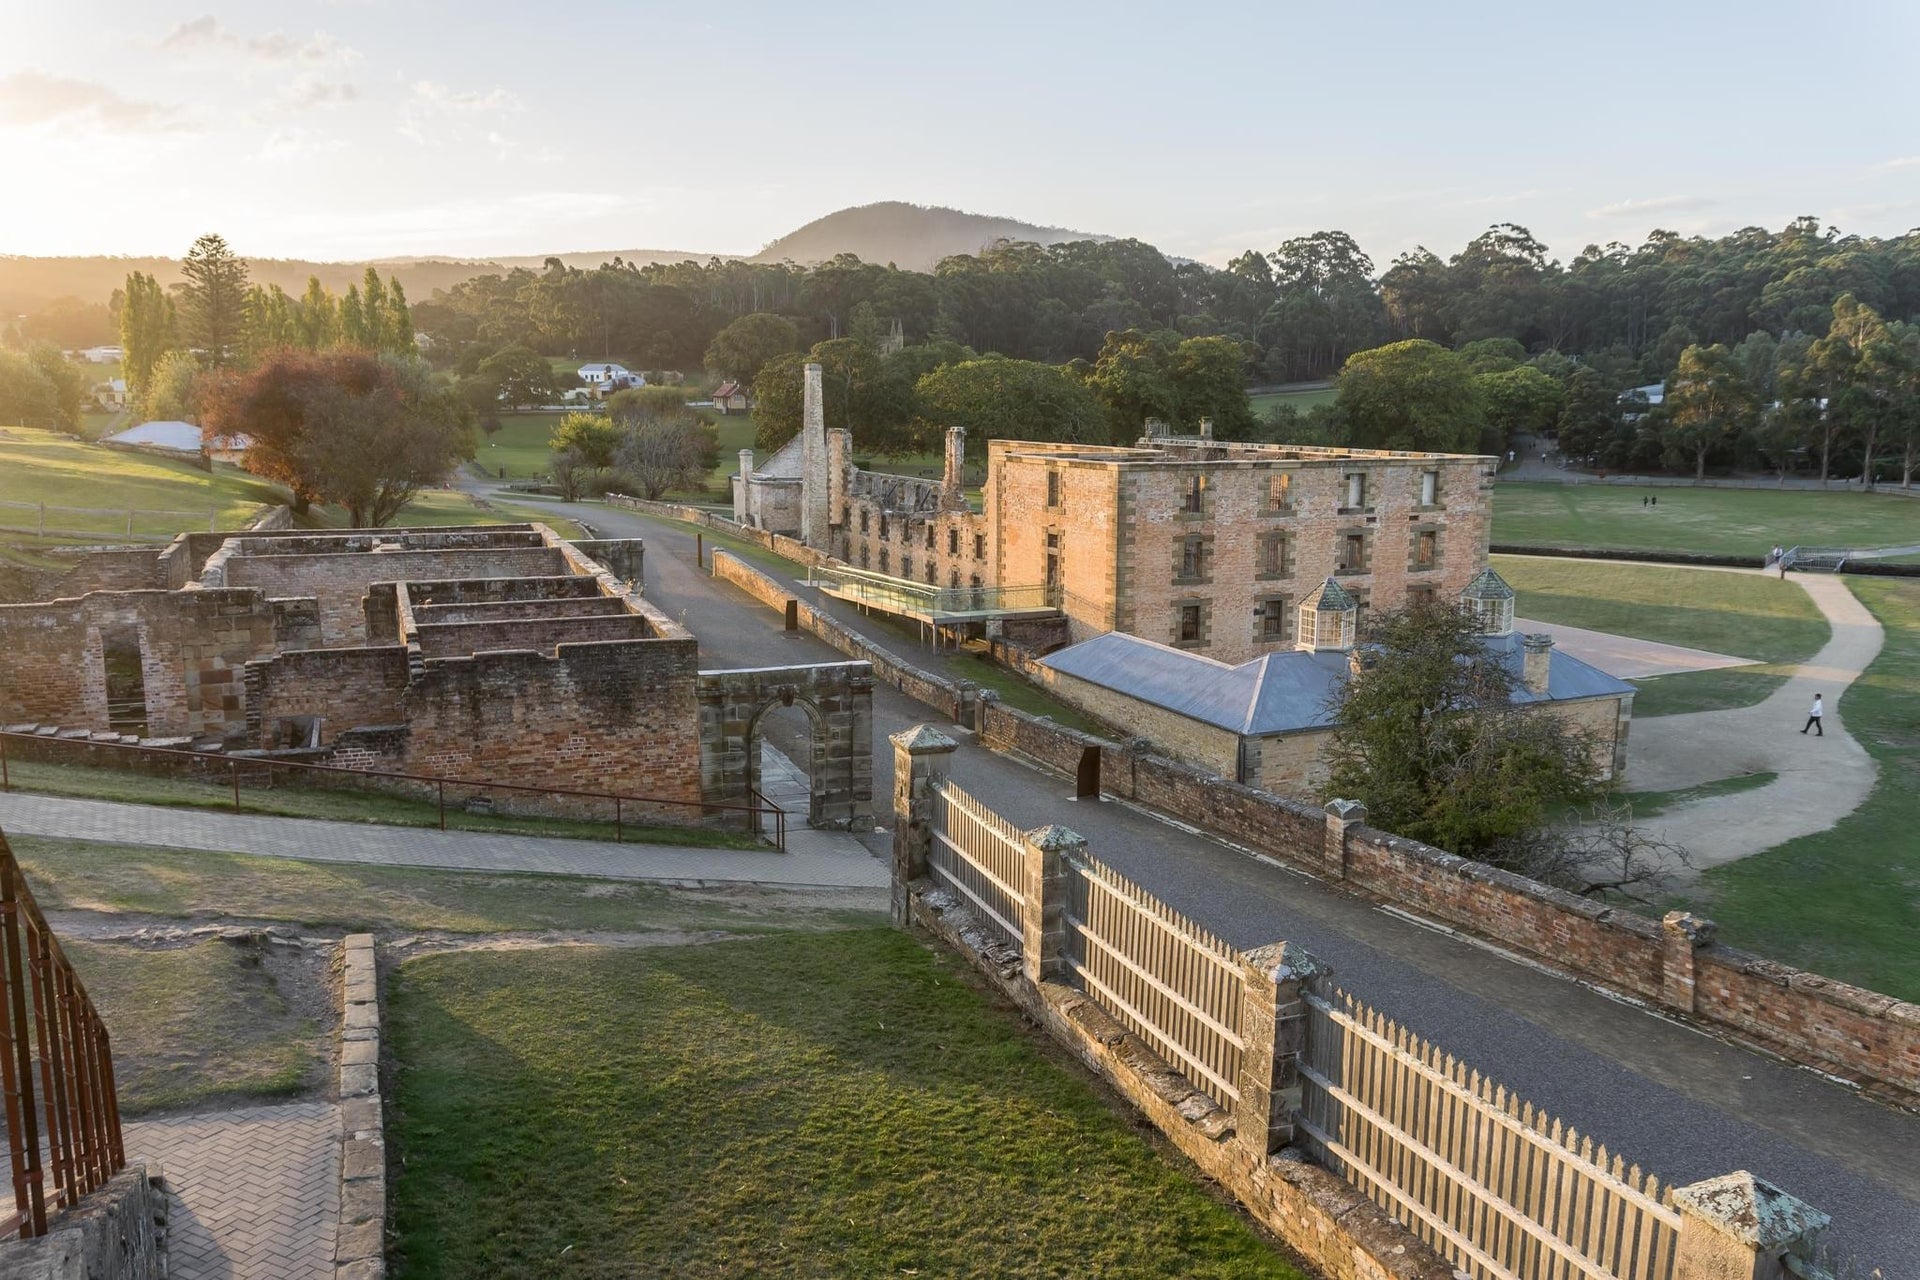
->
[221, 548, 569, 645]
[404, 575, 601, 607]
[50, 549, 167, 595]
[412, 597, 630, 624]
[411, 613, 655, 659]
[399, 638, 703, 810]
[0, 589, 284, 736]
[987, 444, 1121, 624]
[245, 646, 411, 745]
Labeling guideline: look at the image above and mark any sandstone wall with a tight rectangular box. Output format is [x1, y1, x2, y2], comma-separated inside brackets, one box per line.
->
[411, 613, 654, 659]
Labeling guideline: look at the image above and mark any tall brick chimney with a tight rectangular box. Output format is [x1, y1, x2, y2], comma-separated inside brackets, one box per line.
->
[944, 425, 966, 494]
[1199, 417, 1214, 440]
[1522, 634, 1554, 695]
[800, 362, 829, 550]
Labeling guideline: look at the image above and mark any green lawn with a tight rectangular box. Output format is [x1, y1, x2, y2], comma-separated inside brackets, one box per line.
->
[1619, 770, 1775, 817]
[474, 413, 562, 482]
[1492, 483, 1920, 557]
[66, 937, 321, 1115]
[0, 426, 282, 546]
[1677, 577, 1920, 1000]
[13, 835, 875, 935]
[388, 932, 1303, 1279]
[1250, 385, 1336, 417]
[1492, 555, 1828, 717]
[0, 758, 763, 849]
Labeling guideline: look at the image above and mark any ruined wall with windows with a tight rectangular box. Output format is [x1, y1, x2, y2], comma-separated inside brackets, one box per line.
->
[834, 425, 994, 592]
[987, 438, 1495, 665]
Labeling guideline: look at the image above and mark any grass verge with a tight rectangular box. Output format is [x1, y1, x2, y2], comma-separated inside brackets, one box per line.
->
[66, 937, 321, 1115]
[15, 835, 881, 935]
[388, 932, 1304, 1279]
[0, 759, 765, 850]
[1491, 482, 1920, 557]
[1677, 576, 1920, 1000]
[1493, 555, 1827, 716]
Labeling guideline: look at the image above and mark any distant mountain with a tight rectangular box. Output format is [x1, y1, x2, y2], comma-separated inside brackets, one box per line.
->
[0, 204, 1109, 314]
[749, 202, 1106, 271]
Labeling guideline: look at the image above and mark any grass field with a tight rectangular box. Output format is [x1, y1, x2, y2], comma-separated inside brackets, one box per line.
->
[1676, 577, 1920, 1000]
[64, 937, 322, 1115]
[1492, 483, 1920, 557]
[0, 758, 762, 849]
[1250, 384, 1336, 417]
[1492, 555, 1828, 717]
[13, 834, 872, 935]
[388, 933, 1303, 1279]
[0, 426, 282, 544]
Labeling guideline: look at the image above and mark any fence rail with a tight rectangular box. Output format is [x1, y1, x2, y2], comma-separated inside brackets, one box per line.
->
[0, 498, 221, 542]
[0, 832, 124, 1238]
[1063, 852, 1245, 1105]
[1297, 990, 1680, 1280]
[930, 782, 1024, 951]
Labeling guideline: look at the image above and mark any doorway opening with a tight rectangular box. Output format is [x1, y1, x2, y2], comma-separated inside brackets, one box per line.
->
[101, 627, 148, 737]
[750, 701, 818, 835]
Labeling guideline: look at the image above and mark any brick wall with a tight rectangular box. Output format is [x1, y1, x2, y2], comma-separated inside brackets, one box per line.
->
[50, 549, 167, 595]
[404, 575, 602, 606]
[412, 613, 655, 658]
[1046, 669, 1244, 779]
[412, 597, 631, 624]
[221, 548, 570, 645]
[246, 647, 411, 745]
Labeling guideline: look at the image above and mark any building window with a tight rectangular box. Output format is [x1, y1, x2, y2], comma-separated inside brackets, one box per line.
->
[1420, 470, 1439, 506]
[1045, 530, 1061, 589]
[927, 561, 937, 584]
[879, 513, 889, 540]
[1259, 531, 1292, 579]
[859, 546, 870, 569]
[925, 524, 935, 550]
[1183, 474, 1207, 515]
[1338, 532, 1369, 574]
[949, 528, 959, 555]
[973, 533, 986, 560]
[902, 556, 913, 580]
[1269, 472, 1293, 512]
[950, 570, 961, 589]
[1178, 535, 1206, 581]
[1258, 595, 1292, 641]
[1343, 472, 1368, 511]
[1408, 585, 1437, 608]
[970, 574, 982, 589]
[879, 549, 889, 574]
[1177, 603, 1204, 645]
[1413, 529, 1439, 570]
[1046, 470, 1061, 507]
[859, 508, 870, 534]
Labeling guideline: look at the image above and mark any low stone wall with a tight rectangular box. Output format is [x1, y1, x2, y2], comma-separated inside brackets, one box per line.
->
[979, 698, 1920, 1101]
[710, 550, 974, 723]
[908, 887, 1449, 1280]
[336, 933, 385, 1279]
[0, 1161, 168, 1279]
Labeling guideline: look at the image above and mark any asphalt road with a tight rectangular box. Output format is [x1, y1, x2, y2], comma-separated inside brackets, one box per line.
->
[546, 493, 1920, 1271]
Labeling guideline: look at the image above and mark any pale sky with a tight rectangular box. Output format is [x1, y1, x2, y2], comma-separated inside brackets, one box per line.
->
[4, 0, 1920, 268]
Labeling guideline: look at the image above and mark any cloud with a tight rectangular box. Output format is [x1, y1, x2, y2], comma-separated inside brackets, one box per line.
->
[160, 16, 358, 65]
[259, 127, 348, 163]
[1585, 195, 1717, 220]
[0, 71, 186, 132]
[400, 80, 524, 144]
[407, 80, 523, 114]
[283, 76, 359, 109]
[1872, 157, 1920, 172]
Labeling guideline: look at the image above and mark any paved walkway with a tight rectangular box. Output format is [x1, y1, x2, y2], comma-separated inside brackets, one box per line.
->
[0, 791, 887, 890]
[1512, 615, 1757, 679]
[127, 1102, 338, 1279]
[1626, 569, 1883, 869]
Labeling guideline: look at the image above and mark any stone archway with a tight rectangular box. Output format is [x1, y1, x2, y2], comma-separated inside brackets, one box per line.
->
[697, 660, 874, 830]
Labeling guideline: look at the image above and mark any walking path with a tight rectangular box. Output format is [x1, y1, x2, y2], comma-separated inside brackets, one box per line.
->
[127, 1102, 338, 1280]
[0, 791, 887, 890]
[1512, 615, 1757, 679]
[1626, 569, 1883, 869]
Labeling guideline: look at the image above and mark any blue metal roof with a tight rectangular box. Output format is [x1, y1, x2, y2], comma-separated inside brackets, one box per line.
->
[1039, 629, 1634, 736]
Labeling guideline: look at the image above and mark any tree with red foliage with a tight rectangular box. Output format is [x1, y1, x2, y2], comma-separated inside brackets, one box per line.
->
[202, 349, 474, 526]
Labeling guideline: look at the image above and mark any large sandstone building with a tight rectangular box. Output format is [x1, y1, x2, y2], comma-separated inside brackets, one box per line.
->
[736, 363, 1496, 664]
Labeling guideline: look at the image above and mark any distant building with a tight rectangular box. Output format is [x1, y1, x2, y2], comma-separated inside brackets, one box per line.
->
[713, 381, 751, 415]
[90, 379, 127, 411]
[578, 363, 645, 395]
[75, 346, 123, 364]
[101, 421, 252, 467]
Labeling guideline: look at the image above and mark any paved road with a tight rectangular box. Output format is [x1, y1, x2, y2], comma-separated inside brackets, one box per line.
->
[559, 494, 1920, 1271]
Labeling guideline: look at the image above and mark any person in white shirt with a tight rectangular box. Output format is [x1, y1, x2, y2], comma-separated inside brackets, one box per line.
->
[1801, 693, 1823, 737]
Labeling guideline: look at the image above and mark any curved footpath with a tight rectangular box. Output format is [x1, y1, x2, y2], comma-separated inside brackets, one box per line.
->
[1622, 567, 1883, 870]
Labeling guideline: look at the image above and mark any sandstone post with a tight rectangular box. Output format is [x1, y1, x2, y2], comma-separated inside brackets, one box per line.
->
[889, 724, 957, 925]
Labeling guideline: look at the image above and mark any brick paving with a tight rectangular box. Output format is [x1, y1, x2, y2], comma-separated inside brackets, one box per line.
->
[126, 1101, 338, 1279]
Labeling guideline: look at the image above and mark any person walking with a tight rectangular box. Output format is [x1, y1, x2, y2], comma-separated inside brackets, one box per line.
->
[1801, 693, 1824, 736]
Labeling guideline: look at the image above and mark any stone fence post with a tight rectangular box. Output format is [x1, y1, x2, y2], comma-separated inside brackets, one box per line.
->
[1661, 911, 1717, 1014]
[889, 724, 957, 926]
[1234, 940, 1327, 1161]
[1323, 799, 1366, 879]
[1020, 825, 1081, 986]
[1672, 1172, 1829, 1280]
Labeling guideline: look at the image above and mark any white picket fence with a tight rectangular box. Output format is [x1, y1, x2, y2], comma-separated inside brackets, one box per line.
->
[1297, 990, 1681, 1280]
[924, 779, 1691, 1280]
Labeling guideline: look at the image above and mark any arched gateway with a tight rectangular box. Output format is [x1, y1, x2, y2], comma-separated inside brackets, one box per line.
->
[697, 660, 875, 829]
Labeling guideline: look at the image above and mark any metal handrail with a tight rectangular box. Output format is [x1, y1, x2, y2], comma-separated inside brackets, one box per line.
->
[0, 731, 786, 852]
[0, 828, 124, 1238]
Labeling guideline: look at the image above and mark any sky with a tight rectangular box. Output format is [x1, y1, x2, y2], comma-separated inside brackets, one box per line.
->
[4, 1, 1920, 269]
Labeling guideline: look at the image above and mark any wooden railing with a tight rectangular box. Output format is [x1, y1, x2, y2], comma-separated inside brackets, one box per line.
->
[930, 782, 1024, 952]
[1062, 852, 1245, 1106]
[1297, 990, 1680, 1280]
[0, 828, 125, 1238]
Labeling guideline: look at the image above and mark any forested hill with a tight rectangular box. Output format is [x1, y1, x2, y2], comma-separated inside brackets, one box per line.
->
[748, 202, 1106, 271]
[0, 255, 506, 317]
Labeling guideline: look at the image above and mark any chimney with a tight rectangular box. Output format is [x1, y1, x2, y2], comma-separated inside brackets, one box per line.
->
[1199, 417, 1214, 441]
[1347, 648, 1377, 681]
[738, 448, 754, 476]
[944, 425, 966, 493]
[734, 448, 754, 523]
[800, 362, 829, 549]
[1522, 634, 1554, 695]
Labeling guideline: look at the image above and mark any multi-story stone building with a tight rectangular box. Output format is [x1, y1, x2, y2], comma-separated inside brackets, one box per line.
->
[733, 363, 1497, 664]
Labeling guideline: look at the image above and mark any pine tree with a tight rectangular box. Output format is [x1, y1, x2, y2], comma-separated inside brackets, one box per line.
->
[178, 233, 249, 367]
